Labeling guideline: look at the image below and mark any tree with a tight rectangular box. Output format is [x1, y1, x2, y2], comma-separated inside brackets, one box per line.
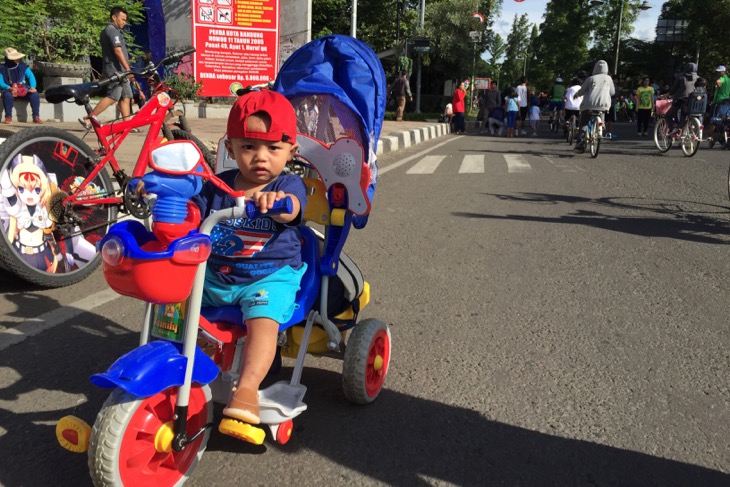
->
[485, 34, 506, 85]
[532, 1, 595, 90]
[0, 0, 145, 63]
[501, 14, 532, 87]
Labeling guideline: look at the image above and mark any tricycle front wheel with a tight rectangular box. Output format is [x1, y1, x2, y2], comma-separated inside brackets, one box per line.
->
[88, 385, 212, 487]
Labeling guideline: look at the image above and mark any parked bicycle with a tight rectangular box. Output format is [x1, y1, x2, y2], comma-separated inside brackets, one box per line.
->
[0, 48, 215, 288]
[653, 91, 706, 158]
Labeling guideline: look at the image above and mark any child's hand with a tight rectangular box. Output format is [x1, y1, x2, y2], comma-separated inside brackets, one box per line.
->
[251, 190, 287, 214]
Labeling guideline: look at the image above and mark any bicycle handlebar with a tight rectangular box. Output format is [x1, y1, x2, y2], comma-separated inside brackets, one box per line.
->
[98, 48, 196, 88]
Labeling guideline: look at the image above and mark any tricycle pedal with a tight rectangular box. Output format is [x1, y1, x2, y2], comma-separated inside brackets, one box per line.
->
[218, 418, 265, 445]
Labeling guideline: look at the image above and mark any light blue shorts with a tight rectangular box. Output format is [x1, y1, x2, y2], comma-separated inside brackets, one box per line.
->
[201, 264, 307, 324]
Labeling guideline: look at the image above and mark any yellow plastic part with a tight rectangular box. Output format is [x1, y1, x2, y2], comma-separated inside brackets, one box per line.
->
[303, 178, 330, 225]
[373, 354, 384, 371]
[330, 208, 346, 226]
[333, 281, 371, 321]
[56, 415, 92, 453]
[218, 418, 266, 445]
[280, 282, 372, 358]
[154, 421, 175, 453]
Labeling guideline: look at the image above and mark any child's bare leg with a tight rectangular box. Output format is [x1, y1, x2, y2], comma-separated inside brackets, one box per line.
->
[223, 317, 279, 424]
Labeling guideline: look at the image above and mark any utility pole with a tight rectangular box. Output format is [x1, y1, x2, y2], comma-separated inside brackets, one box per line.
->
[415, 0, 425, 113]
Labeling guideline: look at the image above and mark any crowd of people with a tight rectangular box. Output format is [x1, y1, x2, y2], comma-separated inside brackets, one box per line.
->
[450, 60, 730, 151]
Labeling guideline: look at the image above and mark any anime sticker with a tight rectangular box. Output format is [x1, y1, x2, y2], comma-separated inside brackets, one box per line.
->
[0, 144, 103, 275]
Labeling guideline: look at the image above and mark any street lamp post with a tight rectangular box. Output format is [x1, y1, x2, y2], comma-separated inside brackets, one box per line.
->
[591, 0, 651, 75]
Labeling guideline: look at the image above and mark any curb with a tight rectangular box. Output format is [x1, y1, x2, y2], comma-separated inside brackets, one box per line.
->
[376, 122, 451, 156]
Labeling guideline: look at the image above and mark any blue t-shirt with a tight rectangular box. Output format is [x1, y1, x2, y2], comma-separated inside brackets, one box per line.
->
[192, 170, 308, 285]
[506, 97, 519, 112]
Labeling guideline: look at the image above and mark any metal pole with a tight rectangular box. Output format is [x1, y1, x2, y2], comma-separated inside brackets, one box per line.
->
[614, 0, 623, 75]
[351, 0, 357, 38]
[415, 0, 425, 114]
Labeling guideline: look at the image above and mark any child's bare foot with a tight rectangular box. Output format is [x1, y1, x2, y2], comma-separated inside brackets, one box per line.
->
[223, 387, 260, 424]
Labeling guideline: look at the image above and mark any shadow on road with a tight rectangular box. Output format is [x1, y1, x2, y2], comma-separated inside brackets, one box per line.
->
[1, 293, 727, 486]
[208, 367, 729, 486]
[455, 193, 730, 245]
[0, 292, 137, 487]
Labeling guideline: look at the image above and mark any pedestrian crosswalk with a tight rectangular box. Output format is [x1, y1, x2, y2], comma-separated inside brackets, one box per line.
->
[399, 153, 585, 175]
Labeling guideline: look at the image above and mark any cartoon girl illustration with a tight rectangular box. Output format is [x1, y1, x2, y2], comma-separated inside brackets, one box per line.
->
[0, 154, 59, 272]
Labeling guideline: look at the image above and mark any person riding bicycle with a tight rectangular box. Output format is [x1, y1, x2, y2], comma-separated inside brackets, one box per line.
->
[663, 62, 698, 136]
[563, 77, 583, 131]
[572, 60, 615, 152]
[547, 77, 566, 124]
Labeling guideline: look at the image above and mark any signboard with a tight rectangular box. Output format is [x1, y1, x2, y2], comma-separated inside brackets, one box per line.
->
[474, 78, 491, 90]
[192, 0, 280, 97]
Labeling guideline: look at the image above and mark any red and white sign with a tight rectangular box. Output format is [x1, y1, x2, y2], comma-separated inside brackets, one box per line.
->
[192, 0, 279, 97]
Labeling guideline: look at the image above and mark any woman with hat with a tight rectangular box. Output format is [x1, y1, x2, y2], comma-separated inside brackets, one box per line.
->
[0, 47, 42, 124]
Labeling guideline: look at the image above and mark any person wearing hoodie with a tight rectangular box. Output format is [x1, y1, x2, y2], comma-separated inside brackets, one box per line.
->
[572, 60, 615, 151]
[664, 62, 699, 134]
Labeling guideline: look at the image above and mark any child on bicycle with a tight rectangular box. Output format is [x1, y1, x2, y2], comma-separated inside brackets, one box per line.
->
[564, 77, 583, 126]
[193, 90, 308, 429]
[572, 60, 615, 151]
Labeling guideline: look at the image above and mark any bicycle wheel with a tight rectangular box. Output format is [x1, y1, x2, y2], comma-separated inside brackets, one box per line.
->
[681, 117, 701, 157]
[566, 116, 576, 145]
[654, 118, 673, 153]
[588, 126, 601, 158]
[169, 129, 216, 172]
[0, 127, 116, 288]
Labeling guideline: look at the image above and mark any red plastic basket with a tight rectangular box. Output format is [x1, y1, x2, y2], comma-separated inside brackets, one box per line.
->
[101, 224, 211, 304]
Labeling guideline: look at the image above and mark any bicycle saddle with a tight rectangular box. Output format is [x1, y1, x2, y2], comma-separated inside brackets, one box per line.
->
[45, 82, 103, 105]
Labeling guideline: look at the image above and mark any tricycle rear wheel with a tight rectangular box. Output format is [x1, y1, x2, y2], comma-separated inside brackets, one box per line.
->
[342, 318, 391, 404]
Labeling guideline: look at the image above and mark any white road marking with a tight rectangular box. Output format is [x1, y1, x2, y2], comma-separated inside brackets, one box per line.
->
[0, 288, 120, 351]
[378, 136, 462, 175]
[543, 155, 584, 172]
[459, 155, 484, 173]
[406, 155, 446, 174]
[504, 154, 532, 173]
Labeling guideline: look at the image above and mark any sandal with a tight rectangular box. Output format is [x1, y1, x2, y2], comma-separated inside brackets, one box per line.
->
[130, 128, 141, 133]
[222, 387, 260, 424]
[78, 118, 92, 131]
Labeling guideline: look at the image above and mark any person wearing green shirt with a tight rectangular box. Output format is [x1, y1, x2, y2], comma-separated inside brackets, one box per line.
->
[636, 77, 654, 136]
[713, 65, 730, 103]
[706, 66, 730, 143]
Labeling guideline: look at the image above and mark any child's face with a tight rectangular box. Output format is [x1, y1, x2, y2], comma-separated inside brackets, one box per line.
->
[226, 114, 297, 189]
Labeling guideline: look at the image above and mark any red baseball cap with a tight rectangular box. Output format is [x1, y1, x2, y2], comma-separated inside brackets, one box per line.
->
[227, 90, 297, 144]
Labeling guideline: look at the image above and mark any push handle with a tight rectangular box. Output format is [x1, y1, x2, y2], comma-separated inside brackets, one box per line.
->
[245, 196, 293, 219]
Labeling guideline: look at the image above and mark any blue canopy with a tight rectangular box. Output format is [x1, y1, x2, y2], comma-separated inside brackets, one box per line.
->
[273, 34, 387, 175]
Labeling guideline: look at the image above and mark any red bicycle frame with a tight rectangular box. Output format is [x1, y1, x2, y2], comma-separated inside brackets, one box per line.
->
[62, 90, 178, 208]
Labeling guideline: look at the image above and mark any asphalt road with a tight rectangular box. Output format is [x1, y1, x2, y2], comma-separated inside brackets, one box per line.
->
[1, 122, 729, 486]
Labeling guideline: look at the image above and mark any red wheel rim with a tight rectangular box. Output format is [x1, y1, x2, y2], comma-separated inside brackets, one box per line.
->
[365, 328, 390, 398]
[119, 386, 208, 486]
[275, 419, 293, 445]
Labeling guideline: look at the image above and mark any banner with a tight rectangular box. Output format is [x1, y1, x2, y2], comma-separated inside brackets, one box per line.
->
[192, 0, 280, 97]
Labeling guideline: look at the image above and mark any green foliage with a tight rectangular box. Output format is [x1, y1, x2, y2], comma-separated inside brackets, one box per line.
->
[397, 56, 412, 76]
[164, 70, 203, 101]
[501, 13, 533, 87]
[0, 0, 144, 63]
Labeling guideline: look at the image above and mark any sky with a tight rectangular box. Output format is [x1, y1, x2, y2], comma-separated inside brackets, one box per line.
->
[491, 0, 664, 42]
